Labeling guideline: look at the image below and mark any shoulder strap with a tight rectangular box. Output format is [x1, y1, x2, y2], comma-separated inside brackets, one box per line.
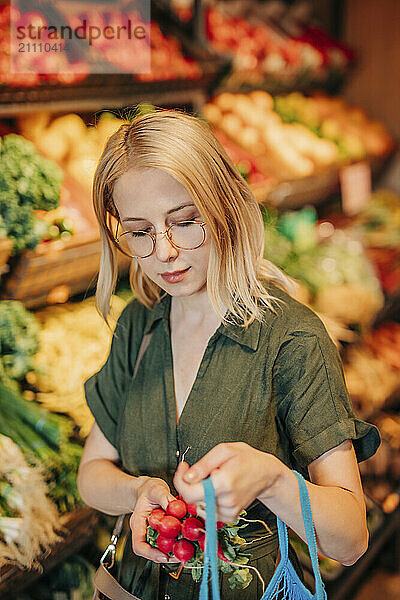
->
[97, 331, 154, 579]
[93, 564, 142, 600]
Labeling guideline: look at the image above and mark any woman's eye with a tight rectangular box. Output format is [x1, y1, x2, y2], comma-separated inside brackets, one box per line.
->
[130, 229, 151, 237]
[175, 220, 195, 228]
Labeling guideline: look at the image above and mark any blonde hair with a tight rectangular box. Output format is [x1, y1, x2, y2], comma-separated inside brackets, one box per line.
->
[92, 107, 292, 328]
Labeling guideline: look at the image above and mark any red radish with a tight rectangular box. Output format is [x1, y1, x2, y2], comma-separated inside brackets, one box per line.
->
[156, 535, 175, 554]
[157, 515, 181, 539]
[182, 517, 204, 541]
[166, 499, 187, 520]
[217, 541, 230, 562]
[148, 508, 165, 530]
[187, 503, 198, 516]
[198, 534, 229, 562]
[173, 539, 195, 563]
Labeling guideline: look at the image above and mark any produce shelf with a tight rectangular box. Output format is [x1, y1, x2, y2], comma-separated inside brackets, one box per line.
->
[0, 1, 230, 117]
[0, 80, 211, 117]
[0, 507, 98, 597]
[0, 173, 131, 309]
[215, 76, 348, 97]
[262, 152, 394, 210]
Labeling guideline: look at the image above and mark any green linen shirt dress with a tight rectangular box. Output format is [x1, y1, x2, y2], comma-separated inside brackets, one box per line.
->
[84, 283, 380, 600]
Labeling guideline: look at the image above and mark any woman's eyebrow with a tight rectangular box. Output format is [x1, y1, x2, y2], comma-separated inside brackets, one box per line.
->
[122, 203, 196, 222]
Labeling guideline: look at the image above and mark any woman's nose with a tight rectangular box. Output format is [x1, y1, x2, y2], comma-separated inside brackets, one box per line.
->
[154, 232, 179, 262]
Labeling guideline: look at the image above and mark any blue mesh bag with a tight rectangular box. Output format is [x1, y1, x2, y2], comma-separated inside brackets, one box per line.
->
[199, 472, 327, 600]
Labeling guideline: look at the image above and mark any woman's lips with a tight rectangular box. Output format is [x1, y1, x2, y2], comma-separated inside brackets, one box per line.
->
[161, 267, 191, 283]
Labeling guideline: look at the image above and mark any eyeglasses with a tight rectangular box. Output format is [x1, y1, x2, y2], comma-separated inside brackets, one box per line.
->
[114, 219, 207, 258]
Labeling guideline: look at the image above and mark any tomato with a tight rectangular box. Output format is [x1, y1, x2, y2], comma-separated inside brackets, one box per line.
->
[156, 535, 175, 554]
[148, 508, 165, 530]
[166, 499, 187, 520]
[157, 515, 181, 539]
[181, 517, 204, 541]
[173, 539, 195, 563]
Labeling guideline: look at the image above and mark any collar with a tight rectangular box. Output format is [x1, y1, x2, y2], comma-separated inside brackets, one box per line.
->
[143, 293, 263, 351]
[143, 292, 171, 335]
[221, 318, 262, 351]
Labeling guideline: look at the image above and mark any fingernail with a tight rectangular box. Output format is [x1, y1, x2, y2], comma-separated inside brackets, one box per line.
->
[185, 471, 195, 481]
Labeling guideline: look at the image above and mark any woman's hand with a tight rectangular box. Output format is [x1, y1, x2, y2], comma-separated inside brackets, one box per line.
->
[173, 442, 282, 523]
[130, 477, 181, 563]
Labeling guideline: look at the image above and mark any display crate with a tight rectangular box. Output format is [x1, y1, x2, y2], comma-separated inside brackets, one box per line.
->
[0, 1, 230, 117]
[262, 152, 394, 210]
[0, 174, 131, 308]
[0, 507, 98, 597]
[0, 238, 12, 277]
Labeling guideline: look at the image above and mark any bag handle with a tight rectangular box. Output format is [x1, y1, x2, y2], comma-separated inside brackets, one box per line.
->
[199, 472, 326, 600]
[292, 471, 326, 598]
[275, 471, 326, 598]
[199, 478, 221, 600]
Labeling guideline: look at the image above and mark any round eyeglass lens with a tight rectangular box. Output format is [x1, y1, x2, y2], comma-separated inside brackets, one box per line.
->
[169, 222, 205, 250]
[118, 222, 205, 258]
[118, 231, 153, 258]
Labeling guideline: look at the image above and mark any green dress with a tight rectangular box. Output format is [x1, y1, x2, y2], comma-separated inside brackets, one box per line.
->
[84, 283, 380, 600]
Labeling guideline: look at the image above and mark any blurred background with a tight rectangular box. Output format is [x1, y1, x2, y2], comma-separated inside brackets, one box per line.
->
[0, 0, 399, 598]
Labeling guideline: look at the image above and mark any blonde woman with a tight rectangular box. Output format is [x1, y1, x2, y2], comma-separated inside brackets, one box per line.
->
[77, 109, 380, 600]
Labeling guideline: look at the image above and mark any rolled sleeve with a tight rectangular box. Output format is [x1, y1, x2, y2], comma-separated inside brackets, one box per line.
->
[274, 328, 381, 468]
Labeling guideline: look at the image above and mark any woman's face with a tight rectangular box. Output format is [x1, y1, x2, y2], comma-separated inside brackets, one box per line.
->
[112, 167, 211, 297]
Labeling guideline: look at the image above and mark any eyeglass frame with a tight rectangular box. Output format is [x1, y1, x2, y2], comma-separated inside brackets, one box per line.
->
[114, 219, 207, 259]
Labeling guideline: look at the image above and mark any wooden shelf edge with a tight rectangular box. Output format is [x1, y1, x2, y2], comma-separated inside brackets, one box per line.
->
[261, 150, 394, 210]
[0, 507, 98, 597]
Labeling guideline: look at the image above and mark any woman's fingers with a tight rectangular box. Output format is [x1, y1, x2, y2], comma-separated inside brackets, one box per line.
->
[182, 444, 234, 483]
[130, 510, 180, 563]
[129, 478, 183, 564]
[173, 461, 205, 504]
[144, 478, 176, 510]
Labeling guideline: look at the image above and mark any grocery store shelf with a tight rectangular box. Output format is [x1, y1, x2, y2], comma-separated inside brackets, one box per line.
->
[263, 152, 394, 210]
[214, 74, 348, 97]
[0, 0, 230, 117]
[0, 81, 209, 117]
[0, 507, 98, 597]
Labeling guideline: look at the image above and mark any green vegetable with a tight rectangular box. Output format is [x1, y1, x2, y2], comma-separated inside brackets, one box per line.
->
[0, 134, 63, 254]
[0, 301, 40, 390]
[0, 382, 82, 513]
[264, 208, 382, 296]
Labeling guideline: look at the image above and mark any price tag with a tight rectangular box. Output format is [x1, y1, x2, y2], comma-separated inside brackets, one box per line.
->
[339, 161, 371, 215]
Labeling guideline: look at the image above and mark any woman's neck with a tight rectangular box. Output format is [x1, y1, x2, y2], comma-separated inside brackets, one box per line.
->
[170, 288, 221, 329]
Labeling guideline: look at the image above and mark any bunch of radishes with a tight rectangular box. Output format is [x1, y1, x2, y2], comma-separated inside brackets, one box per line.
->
[146, 496, 255, 589]
[147, 496, 209, 564]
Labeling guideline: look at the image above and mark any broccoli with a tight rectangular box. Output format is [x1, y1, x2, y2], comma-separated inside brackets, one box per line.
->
[0, 300, 40, 389]
[0, 134, 63, 254]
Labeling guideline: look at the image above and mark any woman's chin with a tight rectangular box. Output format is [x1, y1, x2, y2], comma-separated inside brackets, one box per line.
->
[157, 278, 207, 297]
